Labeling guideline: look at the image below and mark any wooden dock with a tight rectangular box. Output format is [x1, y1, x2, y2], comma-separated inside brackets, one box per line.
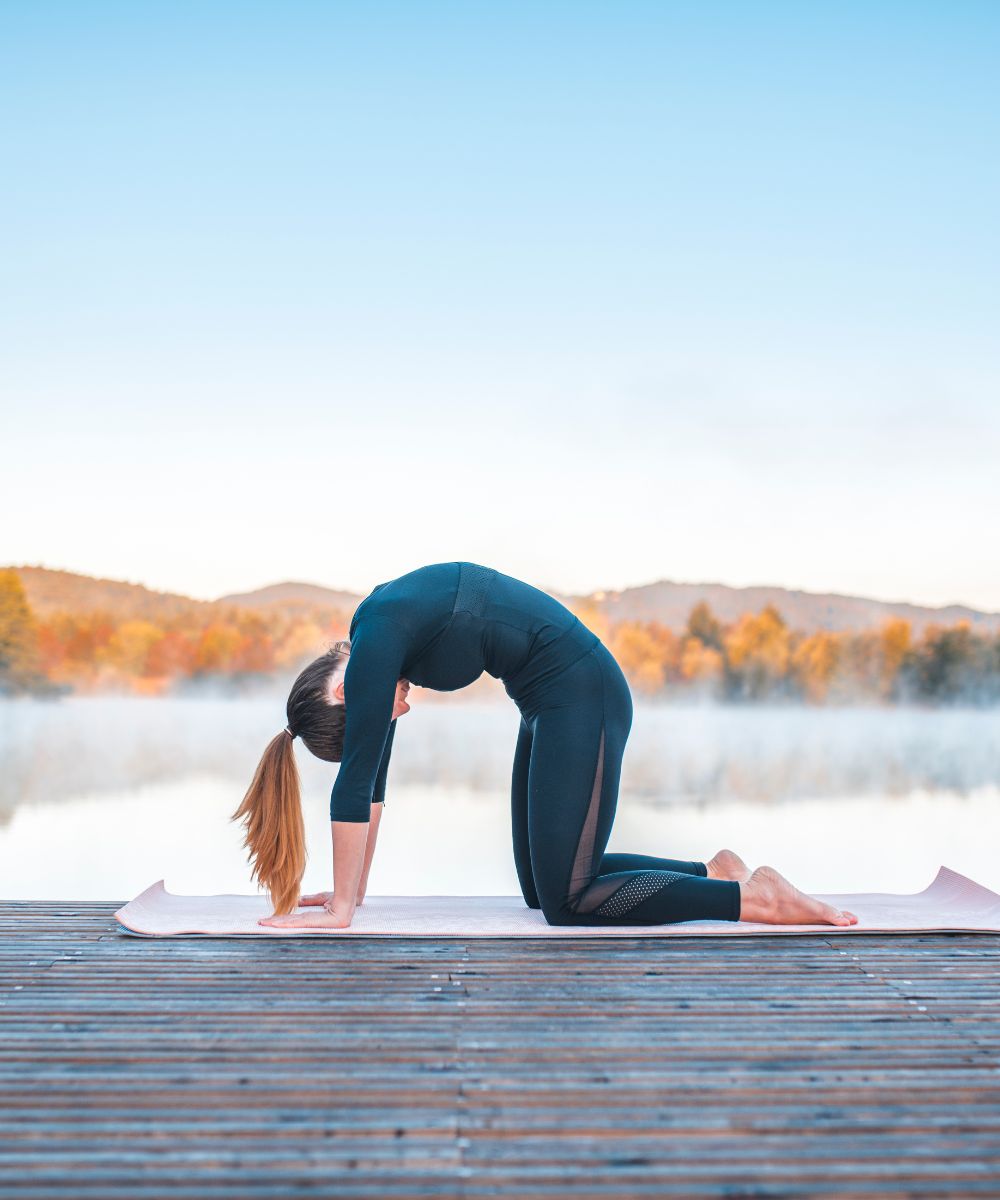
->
[1, 902, 998, 1198]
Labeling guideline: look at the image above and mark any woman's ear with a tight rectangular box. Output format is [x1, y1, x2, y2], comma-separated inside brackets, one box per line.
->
[332, 679, 346, 703]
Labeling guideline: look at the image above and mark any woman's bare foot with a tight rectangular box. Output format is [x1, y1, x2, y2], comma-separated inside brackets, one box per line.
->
[705, 848, 753, 883]
[739, 865, 858, 927]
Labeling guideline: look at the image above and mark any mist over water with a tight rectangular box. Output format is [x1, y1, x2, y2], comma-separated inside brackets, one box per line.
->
[1, 695, 998, 901]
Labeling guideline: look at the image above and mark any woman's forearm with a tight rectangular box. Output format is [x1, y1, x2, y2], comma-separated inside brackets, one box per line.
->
[330, 820, 370, 911]
[357, 801, 383, 898]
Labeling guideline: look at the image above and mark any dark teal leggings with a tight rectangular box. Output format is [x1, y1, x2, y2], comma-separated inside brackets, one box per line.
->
[510, 641, 742, 925]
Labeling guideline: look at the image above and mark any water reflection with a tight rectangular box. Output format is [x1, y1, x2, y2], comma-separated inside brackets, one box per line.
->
[1, 697, 998, 900]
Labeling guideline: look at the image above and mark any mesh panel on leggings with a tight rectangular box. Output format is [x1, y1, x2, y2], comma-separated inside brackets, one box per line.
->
[568, 726, 605, 902]
[592, 870, 686, 918]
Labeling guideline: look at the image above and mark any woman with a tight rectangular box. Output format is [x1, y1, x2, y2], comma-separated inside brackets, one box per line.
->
[234, 561, 857, 930]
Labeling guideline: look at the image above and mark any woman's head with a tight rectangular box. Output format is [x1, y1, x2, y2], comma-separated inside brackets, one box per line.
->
[286, 640, 412, 759]
[284, 640, 353, 761]
[231, 640, 353, 914]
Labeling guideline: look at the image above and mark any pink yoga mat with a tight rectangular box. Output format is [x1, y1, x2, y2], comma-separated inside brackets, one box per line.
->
[114, 867, 1000, 937]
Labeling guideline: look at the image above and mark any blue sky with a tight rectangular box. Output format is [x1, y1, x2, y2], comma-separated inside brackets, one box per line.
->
[3, 1, 998, 609]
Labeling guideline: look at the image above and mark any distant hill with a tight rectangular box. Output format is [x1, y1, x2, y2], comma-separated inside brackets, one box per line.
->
[558, 579, 1000, 637]
[13, 566, 215, 621]
[217, 581, 362, 612]
[8, 565, 999, 636]
[12, 567, 362, 622]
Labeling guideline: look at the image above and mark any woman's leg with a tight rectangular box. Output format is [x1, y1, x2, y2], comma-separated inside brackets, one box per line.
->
[599, 852, 707, 876]
[602, 849, 752, 883]
[527, 644, 742, 926]
[511, 711, 703, 907]
[510, 715, 541, 908]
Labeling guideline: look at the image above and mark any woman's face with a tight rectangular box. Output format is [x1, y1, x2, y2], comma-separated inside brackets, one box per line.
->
[327, 660, 411, 719]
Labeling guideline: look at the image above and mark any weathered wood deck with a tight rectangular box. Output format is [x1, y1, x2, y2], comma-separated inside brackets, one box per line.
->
[1, 903, 998, 1198]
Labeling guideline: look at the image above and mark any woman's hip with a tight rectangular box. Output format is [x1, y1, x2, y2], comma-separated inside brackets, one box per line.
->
[511, 638, 633, 727]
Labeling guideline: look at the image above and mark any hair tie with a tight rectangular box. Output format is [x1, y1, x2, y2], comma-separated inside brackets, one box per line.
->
[284, 726, 297, 739]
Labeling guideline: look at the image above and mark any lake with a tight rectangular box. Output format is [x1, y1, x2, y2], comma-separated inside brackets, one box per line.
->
[1, 694, 998, 902]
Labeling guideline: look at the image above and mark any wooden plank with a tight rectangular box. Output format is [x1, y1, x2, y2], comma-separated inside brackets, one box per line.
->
[0, 904, 998, 1197]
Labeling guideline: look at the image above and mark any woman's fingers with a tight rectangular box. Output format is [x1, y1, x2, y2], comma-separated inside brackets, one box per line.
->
[298, 892, 334, 906]
[258, 910, 352, 930]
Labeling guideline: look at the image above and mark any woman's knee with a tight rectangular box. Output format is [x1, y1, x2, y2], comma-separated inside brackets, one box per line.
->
[537, 888, 578, 926]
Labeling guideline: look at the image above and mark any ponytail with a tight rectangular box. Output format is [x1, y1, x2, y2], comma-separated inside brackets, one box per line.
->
[232, 729, 306, 915]
[235, 640, 349, 913]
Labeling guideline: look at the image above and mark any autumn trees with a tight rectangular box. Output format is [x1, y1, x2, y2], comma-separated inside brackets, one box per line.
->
[577, 599, 1000, 706]
[6, 570, 350, 696]
[2, 566, 999, 705]
[0, 569, 59, 696]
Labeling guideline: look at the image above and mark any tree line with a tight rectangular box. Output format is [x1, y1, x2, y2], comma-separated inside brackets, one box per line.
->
[0, 569, 349, 698]
[1, 569, 998, 705]
[568, 598, 1000, 706]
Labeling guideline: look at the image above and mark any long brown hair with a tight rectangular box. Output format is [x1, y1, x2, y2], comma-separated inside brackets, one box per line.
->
[232, 641, 351, 914]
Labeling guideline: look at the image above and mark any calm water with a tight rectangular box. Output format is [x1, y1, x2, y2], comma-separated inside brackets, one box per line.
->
[1, 695, 998, 901]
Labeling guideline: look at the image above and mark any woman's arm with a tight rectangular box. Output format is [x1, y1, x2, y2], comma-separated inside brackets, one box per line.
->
[296, 744, 392, 910]
[354, 716, 395, 903]
[330, 617, 407, 821]
[259, 616, 406, 930]
[296, 738, 390, 920]
[329, 818, 369, 915]
[356, 801, 383, 904]
[371, 719, 397, 807]
[292, 804, 381, 913]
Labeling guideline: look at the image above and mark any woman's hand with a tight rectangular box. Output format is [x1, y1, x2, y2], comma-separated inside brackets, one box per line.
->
[259, 898, 356, 930]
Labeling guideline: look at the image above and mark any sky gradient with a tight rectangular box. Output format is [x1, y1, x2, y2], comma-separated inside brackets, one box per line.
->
[3, 1, 998, 609]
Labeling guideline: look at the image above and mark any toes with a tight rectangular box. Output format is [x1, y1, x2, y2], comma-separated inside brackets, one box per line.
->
[830, 908, 858, 927]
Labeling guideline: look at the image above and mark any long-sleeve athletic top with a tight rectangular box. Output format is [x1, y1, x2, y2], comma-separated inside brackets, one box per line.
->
[329, 561, 599, 821]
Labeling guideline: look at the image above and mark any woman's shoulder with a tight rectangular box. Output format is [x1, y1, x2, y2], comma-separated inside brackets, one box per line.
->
[348, 562, 464, 637]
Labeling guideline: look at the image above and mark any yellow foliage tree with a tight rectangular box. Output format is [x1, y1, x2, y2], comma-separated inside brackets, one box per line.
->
[104, 620, 165, 677]
[724, 604, 791, 699]
[195, 624, 244, 674]
[609, 622, 669, 694]
[680, 637, 725, 692]
[790, 631, 840, 703]
[0, 569, 45, 694]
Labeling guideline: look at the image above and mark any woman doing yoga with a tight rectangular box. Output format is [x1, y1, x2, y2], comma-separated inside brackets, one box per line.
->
[234, 561, 857, 930]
